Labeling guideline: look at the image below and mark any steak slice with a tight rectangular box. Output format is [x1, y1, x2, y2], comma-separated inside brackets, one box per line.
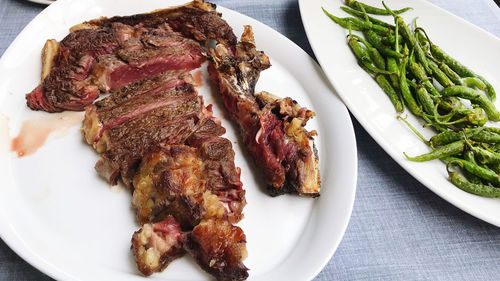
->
[26, 28, 120, 112]
[82, 71, 205, 187]
[187, 219, 248, 281]
[208, 25, 321, 197]
[131, 216, 185, 276]
[82, 71, 196, 148]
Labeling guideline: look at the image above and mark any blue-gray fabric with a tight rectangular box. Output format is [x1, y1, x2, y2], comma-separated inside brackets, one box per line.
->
[1, 0, 500, 280]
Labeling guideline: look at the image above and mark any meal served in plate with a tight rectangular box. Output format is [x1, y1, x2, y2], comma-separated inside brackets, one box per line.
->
[23, 0, 321, 279]
[323, 0, 500, 199]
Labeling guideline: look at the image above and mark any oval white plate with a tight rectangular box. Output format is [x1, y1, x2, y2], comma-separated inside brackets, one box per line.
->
[0, 0, 357, 280]
[299, 0, 500, 226]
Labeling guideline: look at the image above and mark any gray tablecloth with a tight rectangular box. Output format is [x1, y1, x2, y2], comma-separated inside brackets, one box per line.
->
[1, 0, 500, 280]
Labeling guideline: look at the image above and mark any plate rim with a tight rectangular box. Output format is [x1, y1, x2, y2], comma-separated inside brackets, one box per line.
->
[298, 0, 500, 227]
[0, 0, 358, 280]
[25, 0, 54, 5]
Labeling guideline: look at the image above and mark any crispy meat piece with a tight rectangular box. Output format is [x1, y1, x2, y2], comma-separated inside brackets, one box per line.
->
[187, 219, 248, 281]
[208, 25, 321, 197]
[132, 139, 245, 229]
[131, 216, 185, 276]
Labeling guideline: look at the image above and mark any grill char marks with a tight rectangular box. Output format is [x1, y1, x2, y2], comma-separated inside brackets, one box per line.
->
[208, 25, 321, 197]
[26, 0, 236, 113]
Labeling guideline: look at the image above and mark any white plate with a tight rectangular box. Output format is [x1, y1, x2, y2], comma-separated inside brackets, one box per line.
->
[0, 0, 357, 280]
[26, 0, 55, 5]
[299, 0, 500, 226]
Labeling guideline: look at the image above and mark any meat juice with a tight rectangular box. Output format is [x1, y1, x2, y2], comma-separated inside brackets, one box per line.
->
[10, 111, 83, 157]
[192, 69, 204, 87]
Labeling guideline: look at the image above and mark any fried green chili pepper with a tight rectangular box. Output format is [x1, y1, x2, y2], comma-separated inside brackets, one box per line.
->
[374, 73, 404, 113]
[462, 150, 487, 184]
[364, 30, 404, 59]
[462, 77, 486, 91]
[415, 85, 435, 115]
[472, 146, 500, 165]
[408, 52, 440, 97]
[322, 8, 392, 36]
[399, 53, 422, 116]
[430, 128, 500, 146]
[347, 30, 396, 77]
[447, 170, 500, 198]
[428, 60, 453, 88]
[429, 128, 483, 147]
[484, 127, 500, 134]
[445, 157, 500, 185]
[437, 98, 488, 126]
[405, 140, 465, 162]
[440, 86, 500, 121]
[322, 8, 363, 31]
[430, 43, 496, 101]
[351, 34, 387, 70]
[346, 0, 412, 15]
[383, 2, 431, 74]
[340, 6, 394, 28]
[381, 33, 396, 46]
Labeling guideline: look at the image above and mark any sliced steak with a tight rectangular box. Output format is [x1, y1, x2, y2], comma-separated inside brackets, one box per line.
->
[82, 71, 197, 147]
[131, 216, 185, 276]
[82, 70, 205, 187]
[208, 25, 321, 197]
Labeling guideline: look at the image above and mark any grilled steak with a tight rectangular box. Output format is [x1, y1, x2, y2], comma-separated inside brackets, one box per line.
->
[81, 67, 249, 279]
[26, 0, 235, 113]
[29, 1, 322, 279]
[208, 26, 321, 196]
